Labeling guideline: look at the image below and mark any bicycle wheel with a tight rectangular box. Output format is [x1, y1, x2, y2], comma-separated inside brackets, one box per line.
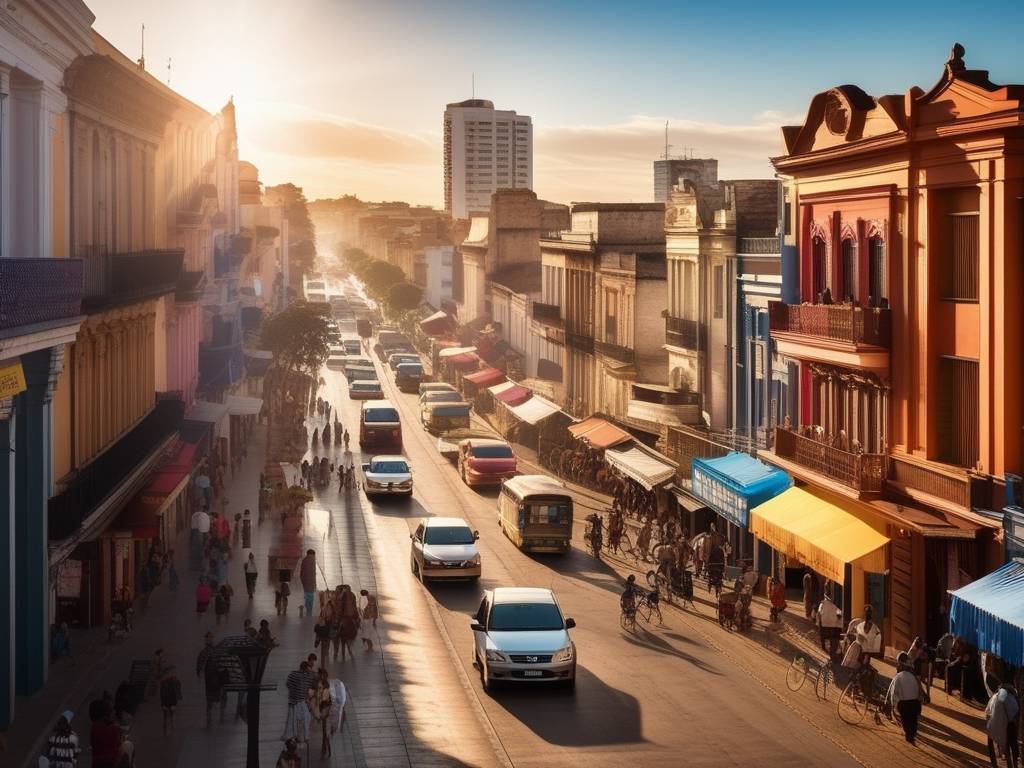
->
[838, 680, 869, 724]
[813, 663, 833, 702]
[619, 611, 636, 633]
[786, 656, 808, 692]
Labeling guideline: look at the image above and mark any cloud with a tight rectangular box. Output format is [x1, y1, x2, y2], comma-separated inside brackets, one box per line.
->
[246, 117, 438, 166]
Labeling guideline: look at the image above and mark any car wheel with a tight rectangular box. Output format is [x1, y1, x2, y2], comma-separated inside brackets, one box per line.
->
[410, 556, 419, 576]
[481, 663, 493, 694]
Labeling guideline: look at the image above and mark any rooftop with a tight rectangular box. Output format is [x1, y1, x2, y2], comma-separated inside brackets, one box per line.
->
[570, 203, 665, 213]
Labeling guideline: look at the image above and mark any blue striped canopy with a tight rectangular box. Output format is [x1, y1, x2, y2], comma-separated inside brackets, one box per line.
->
[689, 452, 791, 528]
[949, 558, 1024, 665]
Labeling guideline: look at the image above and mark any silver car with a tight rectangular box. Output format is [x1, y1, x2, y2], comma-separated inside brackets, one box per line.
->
[361, 455, 413, 496]
[471, 587, 577, 693]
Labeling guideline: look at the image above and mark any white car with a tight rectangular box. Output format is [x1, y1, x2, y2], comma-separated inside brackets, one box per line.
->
[410, 517, 481, 581]
[361, 455, 412, 496]
[471, 587, 576, 692]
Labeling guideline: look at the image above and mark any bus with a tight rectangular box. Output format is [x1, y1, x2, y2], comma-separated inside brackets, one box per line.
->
[359, 400, 402, 451]
[497, 475, 573, 553]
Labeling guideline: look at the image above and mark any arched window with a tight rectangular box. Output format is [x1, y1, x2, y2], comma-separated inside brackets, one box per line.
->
[812, 236, 828, 299]
[841, 238, 857, 302]
[868, 236, 886, 306]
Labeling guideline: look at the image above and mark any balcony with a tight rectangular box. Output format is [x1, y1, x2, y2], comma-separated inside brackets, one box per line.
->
[665, 315, 706, 351]
[662, 424, 730, 479]
[48, 397, 184, 541]
[0, 258, 83, 332]
[175, 270, 206, 303]
[566, 331, 594, 354]
[887, 454, 990, 514]
[79, 247, 184, 313]
[595, 339, 635, 365]
[531, 301, 563, 327]
[737, 237, 780, 254]
[766, 426, 886, 497]
[768, 302, 891, 370]
[628, 385, 700, 428]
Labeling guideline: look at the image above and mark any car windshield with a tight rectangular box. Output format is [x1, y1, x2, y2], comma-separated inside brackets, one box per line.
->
[363, 407, 399, 423]
[353, 383, 380, 391]
[397, 364, 422, 373]
[488, 603, 564, 632]
[370, 461, 408, 474]
[471, 444, 514, 459]
[424, 526, 475, 545]
[425, 392, 462, 403]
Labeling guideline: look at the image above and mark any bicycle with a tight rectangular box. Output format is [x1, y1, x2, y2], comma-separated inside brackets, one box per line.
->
[635, 590, 663, 627]
[837, 663, 891, 725]
[619, 606, 637, 633]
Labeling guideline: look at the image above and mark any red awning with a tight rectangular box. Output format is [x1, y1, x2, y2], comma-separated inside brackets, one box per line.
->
[463, 367, 505, 387]
[113, 442, 197, 538]
[495, 384, 532, 406]
[420, 311, 455, 337]
[447, 352, 480, 370]
[567, 417, 632, 449]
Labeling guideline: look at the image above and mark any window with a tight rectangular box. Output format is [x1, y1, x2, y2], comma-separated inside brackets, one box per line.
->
[936, 356, 979, 468]
[868, 237, 886, 306]
[943, 213, 979, 301]
[713, 265, 724, 319]
[604, 288, 618, 345]
[683, 261, 696, 321]
[784, 202, 792, 237]
[841, 238, 857, 302]
[812, 236, 828, 299]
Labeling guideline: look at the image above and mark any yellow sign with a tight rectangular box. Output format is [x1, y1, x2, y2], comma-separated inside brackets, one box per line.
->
[0, 360, 27, 399]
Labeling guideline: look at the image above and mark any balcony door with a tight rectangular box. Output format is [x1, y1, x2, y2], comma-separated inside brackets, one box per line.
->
[812, 236, 828, 300]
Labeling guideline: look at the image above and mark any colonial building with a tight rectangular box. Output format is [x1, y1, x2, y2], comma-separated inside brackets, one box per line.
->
[0, 0, 93, 728]
[759, 44, 1024, 650]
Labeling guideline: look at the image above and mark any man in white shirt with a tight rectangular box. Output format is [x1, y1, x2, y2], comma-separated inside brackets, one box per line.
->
[190, 508, 211, 572]
[817, 591, 843, 659]
[890, 653, 922, 745]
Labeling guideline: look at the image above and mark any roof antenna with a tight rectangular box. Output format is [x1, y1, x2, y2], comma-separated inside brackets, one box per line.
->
[663, 121, 671, 160]
[166, 57, 172, 86]
[472, 72, 475, 99]
[137, 23, 145, 69]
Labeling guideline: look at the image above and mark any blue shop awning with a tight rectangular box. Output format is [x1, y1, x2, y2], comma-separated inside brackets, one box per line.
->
[690, 451, 791, 529]
[949, 558, 1024, 665]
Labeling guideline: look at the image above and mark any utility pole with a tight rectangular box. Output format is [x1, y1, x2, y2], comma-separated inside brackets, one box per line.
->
[166, 57, 172, 86]
[662, 121, 673, 160]
[137, 23, 145, 69]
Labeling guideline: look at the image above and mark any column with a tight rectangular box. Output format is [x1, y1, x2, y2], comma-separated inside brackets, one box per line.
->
[0, 402, 15, 727]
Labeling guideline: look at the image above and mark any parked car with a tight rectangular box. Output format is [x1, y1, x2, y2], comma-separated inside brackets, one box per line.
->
[395, 362, 424, 393]
[419, 382, 457, 397]
[349, 380, 383, 399]
[458, 438, 517, 487]
[359, 400, 402, 450]
[362, 455, 413, 496]
[471, 587, 576, 692]
[410, 517, 480, 581]
[421, 401, 471, 433]
[326, 351, 347, 370]
[343, 338, 363, 355]
[388, 352, 421, 371]
[419, 389, 463, 408]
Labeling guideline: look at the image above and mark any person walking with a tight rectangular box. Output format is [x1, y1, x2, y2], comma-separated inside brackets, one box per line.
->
[275, 737, 302, 768]
[44, 711, 80, 767]
[159, 666, 183, 735]
[986, 682, 1020, 768]
[299, 550, 317, 618]
[197, 632, 226, 726]
[214, 583, 234, 626]
[360, 589, 378, 652]
[309, 667, 334, 758]
[817, 589, 844, 660]
[329, 675, 347, 738]
[315, 595, 336, 663]
[276, 573, 291, 616]
[802, 569, 816, 620]
[244, 553, 258, 599]
[337, 585, 359, 662]
[190, 506, 210, 570]
[195, 579, 213, 619]
[282, 661, 315, 745]
[241, 508, 252, 549]
[889, 652, 922, 745]
[89, 704, 125, 768]
[257, 619, 279, 650]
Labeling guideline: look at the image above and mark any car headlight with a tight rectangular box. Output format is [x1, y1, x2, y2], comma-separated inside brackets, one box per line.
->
[552, 645, 574, 663]
[366, 478, 383, 488]
[467, 554, 481, 566]
[485, 649, 508, 663]
[422, 552, 444, 564]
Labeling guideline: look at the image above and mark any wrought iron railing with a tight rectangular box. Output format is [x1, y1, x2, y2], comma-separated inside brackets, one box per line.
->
[48, 398, 184, 540]
[768, 302, 891, 348]
[737, 237, 780, 254]
[594, 339, 635, 364]
[663, 425, 731, 479]
[774, 426, 886, 494]
[632, 386, 700, 406]
[886, 454, 986, 509]
[531, 301, 562, 326]
[665, 315, 705, 350]
[0, 258, 83, 331]
[566, 331, 594, 354]
[78, 246, 184, 312]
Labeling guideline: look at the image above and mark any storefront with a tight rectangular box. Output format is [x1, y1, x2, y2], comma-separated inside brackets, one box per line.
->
[689, 452, 791, 566]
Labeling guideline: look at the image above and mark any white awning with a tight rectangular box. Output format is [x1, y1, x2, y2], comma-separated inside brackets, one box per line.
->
[506, 395, 561, 425]
[438, 345, 477, 359]
[225, 395, 264, 416]
[604, 443, 677, 490]
[187, 400, 230, 425]
[488, 380, 518, 396]
[421, 310, 449, 324]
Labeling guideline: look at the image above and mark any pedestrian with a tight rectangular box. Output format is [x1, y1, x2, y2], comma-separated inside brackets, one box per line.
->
[889, 652, 922, 745]
[322, 423, 331, 446]
[275, 737, 301, 768]
[309, 667, 334, 758]
[276, 573, 291, 616]
[191, 506, 211, 570]
[343, 428, 350, 451]
[195, 579, 212, 618]
[89, 704, 125, 768]
[986, 681, 1020, 768]
[314, 597, 335, 663]
[328, 675, 347, 737]
[233, 513, 242, 547]
[215, 583, 234, 625]
[196, 632, 226, 726]
[218, 548, 230, 586]
[244, 553, 258, 599]
[282, 661, 314, 745]
[802, 568, 816, 620]
[769, 577, 787, 623]
[312, 427, 319, 446]
[337, 585, 359, 662]
[243, 618, 257, 639]
[212, 512, 230, 547]
[816, 589, 843, 660]
[44, 711, 80, 767]
[257, 619, 278, 650]
[299, 550, 317, 618]
[242, 508, 252, 549]
[360, 589, 378, 652]
[159, 665, 183, 735]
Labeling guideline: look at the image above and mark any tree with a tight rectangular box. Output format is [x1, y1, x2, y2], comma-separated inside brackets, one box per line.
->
[386, 281, 424, 314]
[264, 183, 317, 276]
[361, 259, 405, 300]
[260, 301, 331, 384]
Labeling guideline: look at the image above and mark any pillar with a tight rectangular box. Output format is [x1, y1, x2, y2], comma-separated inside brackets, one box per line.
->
[0, 398, 15, 727]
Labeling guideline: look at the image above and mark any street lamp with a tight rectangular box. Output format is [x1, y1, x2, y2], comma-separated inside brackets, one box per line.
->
[215, 636, 277, 768]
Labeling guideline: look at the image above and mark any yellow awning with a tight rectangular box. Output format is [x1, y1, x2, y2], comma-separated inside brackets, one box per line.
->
[750, 487, 889, 583]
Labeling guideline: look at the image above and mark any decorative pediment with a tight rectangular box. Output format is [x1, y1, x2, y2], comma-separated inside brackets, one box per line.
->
[664, 181, 702, 232]
[780, 85, 904, 157]
[914, 43, 1024, 126]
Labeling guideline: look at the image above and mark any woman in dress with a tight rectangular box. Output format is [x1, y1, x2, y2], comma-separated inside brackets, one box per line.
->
[336, 585, 360, 662]
[308, 667, 334, 758]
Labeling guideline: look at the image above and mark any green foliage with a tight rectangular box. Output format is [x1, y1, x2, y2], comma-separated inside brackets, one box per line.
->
[260, 300, 331, 380]
[265, 183, 317, 274]
[361, 260, 405, 300]
[386, 281, 424, 314]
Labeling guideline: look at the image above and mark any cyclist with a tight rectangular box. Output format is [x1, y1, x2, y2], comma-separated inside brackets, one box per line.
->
[620, 575, 641, 616]
[607, 510, 624, 553]
[585, 513, 603, 557]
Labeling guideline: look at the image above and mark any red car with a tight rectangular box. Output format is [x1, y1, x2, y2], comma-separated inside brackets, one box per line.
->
[457, 438, 517, 487]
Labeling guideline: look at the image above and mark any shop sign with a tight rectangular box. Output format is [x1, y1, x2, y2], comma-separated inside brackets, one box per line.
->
[0, 359, 27, 398]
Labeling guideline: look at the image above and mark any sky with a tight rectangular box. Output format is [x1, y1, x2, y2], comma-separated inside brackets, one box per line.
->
[88, 0, 1024, 207]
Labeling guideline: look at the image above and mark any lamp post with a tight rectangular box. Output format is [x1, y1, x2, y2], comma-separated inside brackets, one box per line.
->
[217, 637, 277, 768]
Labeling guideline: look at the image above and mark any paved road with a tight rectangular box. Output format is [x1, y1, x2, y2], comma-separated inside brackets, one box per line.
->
[323, 349, 862, 768]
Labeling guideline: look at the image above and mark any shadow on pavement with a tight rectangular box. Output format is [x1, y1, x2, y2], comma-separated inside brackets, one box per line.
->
[620, 627, 723, 676]
[487, 664, 646, 748]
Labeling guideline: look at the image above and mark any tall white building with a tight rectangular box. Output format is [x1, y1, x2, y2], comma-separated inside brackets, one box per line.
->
[443, 99, 532, 220]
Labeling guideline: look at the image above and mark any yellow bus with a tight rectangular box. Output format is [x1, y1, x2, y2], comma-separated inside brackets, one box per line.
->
[497, 475, 573, 553]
